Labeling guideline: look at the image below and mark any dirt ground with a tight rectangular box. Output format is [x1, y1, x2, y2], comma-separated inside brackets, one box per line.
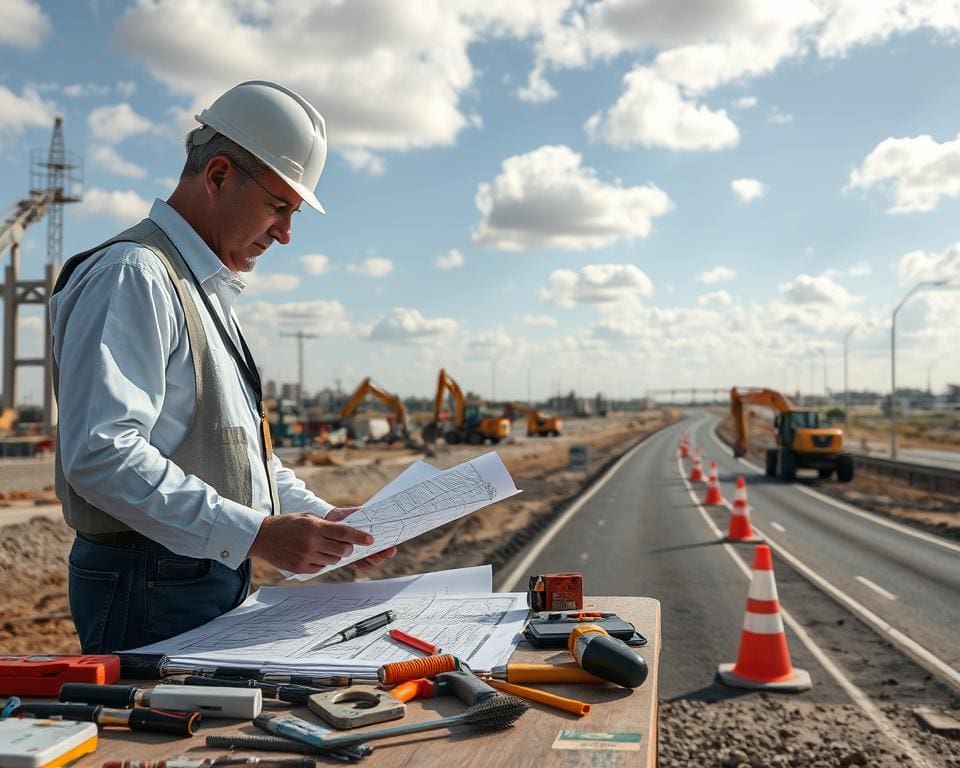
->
[0, 412, 669, 654]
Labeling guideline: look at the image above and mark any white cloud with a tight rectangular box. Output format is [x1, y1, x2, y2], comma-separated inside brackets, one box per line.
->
[241, 299, 350, 336]
[585, 68, 739, 151]
[90, 145, 147, 178]
[732, 96, 757, 109]
[817, 0, 960, 58]
[242, 272, 300, 295]
[521, 314, 558, 327]
[300, 254, 331, 276]
[76, 187, 151, 222]
[730, 178, 766, 202]
[848, 133, 960, 213]
[767, 110, 794, 125]
[769, 273, 866, 331]
[433, 248, 465, 269]
[696, 266, 736, 284]
[824, 260, 872, 279]
[515, 66, 558, 103]
[62, 81, 138, 99]
[87, 103, 153, 144]
[697, 290, 733, 306]
[473, 145, 672, 251]
[369, 308, 459, 343]
[0, 0, 51, 50]
[897, 243, 960, 283]
[348, 257, 393, 278]
[0, 85, 55, 136]
[541, 264, 654, 308]
[341, 148, 386, 176]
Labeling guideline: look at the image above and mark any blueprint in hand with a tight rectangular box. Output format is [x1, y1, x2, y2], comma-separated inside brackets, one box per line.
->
[290, 451, 520, 579]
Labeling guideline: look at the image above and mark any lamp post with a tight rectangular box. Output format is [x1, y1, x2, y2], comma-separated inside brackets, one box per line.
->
[891, 279, 948, 459]
[843, 325, 857, 425]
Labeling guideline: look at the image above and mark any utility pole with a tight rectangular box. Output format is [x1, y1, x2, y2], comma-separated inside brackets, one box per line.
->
[280, 331, 317, 415]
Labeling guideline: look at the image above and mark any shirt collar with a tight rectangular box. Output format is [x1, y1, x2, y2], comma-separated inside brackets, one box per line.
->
[148, 199, 239, 287]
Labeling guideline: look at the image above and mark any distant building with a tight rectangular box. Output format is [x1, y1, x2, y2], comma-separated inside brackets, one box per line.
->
[264, 379, 277, 399]
[280, 383, 301, 402]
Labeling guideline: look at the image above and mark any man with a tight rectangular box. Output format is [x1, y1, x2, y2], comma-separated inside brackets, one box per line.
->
[50, 81, 395, 654]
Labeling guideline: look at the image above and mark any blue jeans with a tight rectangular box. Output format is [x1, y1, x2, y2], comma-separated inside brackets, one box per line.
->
[68, 533, 251, 654]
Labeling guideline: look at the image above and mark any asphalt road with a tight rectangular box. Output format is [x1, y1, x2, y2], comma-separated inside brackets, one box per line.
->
[496, 415, 960, 703]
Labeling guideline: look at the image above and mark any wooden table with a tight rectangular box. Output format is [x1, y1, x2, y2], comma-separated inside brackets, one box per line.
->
[73, 596, 660, 768]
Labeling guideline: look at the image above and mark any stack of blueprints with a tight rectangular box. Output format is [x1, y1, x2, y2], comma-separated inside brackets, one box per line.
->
[127, 565, 530, 676]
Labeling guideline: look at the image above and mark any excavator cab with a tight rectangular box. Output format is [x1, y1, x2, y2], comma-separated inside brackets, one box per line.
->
[422, 369, 510, 445]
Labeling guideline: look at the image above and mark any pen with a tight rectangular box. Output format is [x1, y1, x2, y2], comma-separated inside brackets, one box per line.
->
[312, 610, 397, 650]
[388, 628, 441, 655]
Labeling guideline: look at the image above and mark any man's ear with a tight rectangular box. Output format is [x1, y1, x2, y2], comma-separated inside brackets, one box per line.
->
[204, 156, 231, 199]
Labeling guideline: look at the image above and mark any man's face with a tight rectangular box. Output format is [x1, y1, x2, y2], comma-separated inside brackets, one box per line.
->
[216, 161, 303, 273]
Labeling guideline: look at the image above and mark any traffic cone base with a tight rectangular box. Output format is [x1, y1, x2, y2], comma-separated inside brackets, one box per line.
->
[718, 545, 811, 692]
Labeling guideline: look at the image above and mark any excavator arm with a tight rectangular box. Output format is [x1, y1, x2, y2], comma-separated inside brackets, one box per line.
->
[434, 368, 466, 428]
[730, 387, 798, 458]
[340, 377, 408, 427]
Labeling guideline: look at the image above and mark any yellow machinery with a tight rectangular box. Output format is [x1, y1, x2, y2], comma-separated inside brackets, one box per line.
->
[503, 402, 563, 437]
[422, 368, 510, 445]
[339, 377, 410, 444]
[731, 387, 853, 482]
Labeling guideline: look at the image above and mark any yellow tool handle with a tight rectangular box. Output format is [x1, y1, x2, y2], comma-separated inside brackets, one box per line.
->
[487, 679, 591, 716]
[504, 663, 604, 685]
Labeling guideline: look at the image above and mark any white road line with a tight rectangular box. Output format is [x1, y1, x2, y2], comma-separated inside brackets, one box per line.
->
[707, 424, 960, 556]
[700, 421, 960, 694]
[676, 454, 936, 768]
[770, 521, 786, 533]
[496, 429, 663, 591]
[854, 575, 897, 601]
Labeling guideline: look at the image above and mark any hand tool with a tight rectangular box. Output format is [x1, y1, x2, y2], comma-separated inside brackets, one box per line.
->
[60, 682, 261, 719]
[204, 734, 371, 762]
[387, 628, 441, 655]
[311, 610, 396, 651]
[310, 669, 497, 730]
[253, 713, 373, 755]
[103, 758, 316, 768]
[303, 695, 529, 749]
[0, 654, 121, 696]
[524, 612, 647, 648]
[485, 662, 604, 685]
[180, 675, 324, 705]
[377, 654, 461, 685]
[567, 624, 648, 689]
[484, 679, 591, 716]
[14, 701, 200, 736]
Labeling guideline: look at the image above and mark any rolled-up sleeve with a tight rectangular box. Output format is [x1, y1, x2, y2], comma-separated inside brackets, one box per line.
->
[53, 250, 264, 568]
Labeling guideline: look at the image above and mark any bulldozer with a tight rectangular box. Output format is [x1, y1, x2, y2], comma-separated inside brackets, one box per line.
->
[731, 387, 854, 482]
[422, 368, 510, 445]
[338, 377, 412, 445]
[503, 402, 563, 437]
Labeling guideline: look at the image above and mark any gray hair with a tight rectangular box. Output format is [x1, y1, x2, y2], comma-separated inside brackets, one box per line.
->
[181, 127, 270, 181]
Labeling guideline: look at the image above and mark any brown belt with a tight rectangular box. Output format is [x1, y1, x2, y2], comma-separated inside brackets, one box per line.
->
[80, 530, 152, 546]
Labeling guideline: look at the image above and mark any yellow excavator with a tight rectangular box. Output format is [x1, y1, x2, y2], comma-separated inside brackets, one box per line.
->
[422, 368, 510, 445]
[503, 402, 563, 437]
[339, 377, 411, 444]
[731, 387, 854, 482]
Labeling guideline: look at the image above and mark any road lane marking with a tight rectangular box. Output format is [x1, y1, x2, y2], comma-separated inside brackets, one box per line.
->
[497, 427, 666, 591]
[770, 521, 786, 533]
[707, 424, 960, 556]
[677, 454, 936, 768]
[855, 575, 897, 601]
[698, 423, 960, 695]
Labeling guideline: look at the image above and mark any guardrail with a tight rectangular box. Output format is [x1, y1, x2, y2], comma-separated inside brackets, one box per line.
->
[852, 454, 960, 494]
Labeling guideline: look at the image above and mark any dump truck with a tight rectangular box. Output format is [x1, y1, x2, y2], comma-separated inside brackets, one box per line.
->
[731, 386, 854, 482]
[422, 368, 510, 445]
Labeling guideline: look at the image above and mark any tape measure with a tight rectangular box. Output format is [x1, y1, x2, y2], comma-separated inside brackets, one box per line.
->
[0, 655, 121, 697]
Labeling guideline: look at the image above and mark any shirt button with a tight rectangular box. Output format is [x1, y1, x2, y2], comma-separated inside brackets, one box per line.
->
[220, 550, 230, 560]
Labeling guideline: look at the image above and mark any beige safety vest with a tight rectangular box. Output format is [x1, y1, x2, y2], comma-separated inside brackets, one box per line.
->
[52, 219, 260, 534]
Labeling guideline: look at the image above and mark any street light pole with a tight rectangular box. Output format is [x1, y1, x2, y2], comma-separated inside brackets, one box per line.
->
[843, 325, 857, 425]
[890, 279, 948, 459]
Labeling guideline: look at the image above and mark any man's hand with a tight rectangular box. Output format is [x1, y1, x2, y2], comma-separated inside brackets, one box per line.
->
[324, 507, 398, 569]
[248, 512, 375, 573]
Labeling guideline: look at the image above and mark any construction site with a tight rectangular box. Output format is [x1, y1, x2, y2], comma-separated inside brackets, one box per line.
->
[2, 22, 960, 765]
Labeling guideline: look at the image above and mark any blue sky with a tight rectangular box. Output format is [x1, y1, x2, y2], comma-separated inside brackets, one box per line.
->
[3, 0, 960, 404]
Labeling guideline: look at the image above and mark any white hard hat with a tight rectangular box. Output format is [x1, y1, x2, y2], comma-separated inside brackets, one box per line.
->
[194, 80, 327, 213]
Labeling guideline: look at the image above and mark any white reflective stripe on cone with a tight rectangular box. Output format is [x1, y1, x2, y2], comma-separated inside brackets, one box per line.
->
[747, 570, 778, 601]
[743, 611, 785, 634]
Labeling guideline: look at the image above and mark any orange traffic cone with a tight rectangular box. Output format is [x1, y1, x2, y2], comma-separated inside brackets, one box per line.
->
[726, 476, 760, 542]
[718, 545, 811, 691]
[679, 432, 690, 459]
[704, 461, 724, 505]
[689, 453, 703, 482]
